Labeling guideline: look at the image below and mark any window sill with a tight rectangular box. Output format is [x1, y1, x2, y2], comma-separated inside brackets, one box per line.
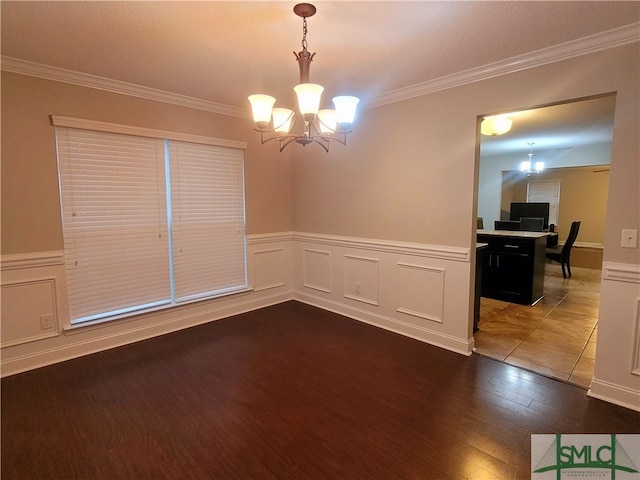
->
[63, 286, 254, 335]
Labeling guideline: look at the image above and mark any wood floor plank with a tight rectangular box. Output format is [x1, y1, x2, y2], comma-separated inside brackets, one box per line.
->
[2, 301, 639, 479]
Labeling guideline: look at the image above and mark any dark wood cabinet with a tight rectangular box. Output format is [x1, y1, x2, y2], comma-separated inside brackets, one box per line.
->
[477, 230, 548, 305]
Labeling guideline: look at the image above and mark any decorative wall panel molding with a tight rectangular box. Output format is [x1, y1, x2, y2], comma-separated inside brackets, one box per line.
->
[252, 248, 287, 292]
[1, 278, 60, 347]
[302, 249, 332, 293]
[396, 262, 445, 324]
[632, 297, 640, 377]
[343, 254, 380, 306]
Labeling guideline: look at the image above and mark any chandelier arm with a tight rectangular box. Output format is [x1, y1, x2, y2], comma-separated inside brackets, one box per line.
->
[322, 134, 347, 146]
[308, 119, 345, 146]
[278, 136, 300, 152]
[255, 129, 296, 147]
[309, 137, 330, 153]
[314, 116, 353, 136]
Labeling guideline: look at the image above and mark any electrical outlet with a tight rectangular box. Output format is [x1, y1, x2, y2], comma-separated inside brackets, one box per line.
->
[621, 229, 638, 248]
[40, 314, 54, 330]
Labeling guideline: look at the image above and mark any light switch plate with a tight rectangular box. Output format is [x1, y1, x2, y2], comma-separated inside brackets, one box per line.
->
[621, 229, 638, 248]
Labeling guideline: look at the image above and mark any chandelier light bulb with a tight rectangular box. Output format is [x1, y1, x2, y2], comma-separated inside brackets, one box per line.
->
[248, 94, 276, 129]
[272, 108, 294, 134]
[317, 109, 337, 134]
[294, 83, 324, 119]
[333, 96, 360, 129]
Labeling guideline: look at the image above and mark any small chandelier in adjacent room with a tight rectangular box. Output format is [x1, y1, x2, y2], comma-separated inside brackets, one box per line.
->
[521, 142, 544, 175]
[248, 3, 360, 152]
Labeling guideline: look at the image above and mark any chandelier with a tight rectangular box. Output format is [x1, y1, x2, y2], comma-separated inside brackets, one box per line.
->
[248, 3, 360, 152]
[521, 142, 544, 175]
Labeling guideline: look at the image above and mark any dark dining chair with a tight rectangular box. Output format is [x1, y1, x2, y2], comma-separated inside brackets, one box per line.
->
[546, 221, 581, 278]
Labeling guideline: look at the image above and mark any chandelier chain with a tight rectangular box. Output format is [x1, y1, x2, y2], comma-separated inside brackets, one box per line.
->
[301, 17, 308, 50]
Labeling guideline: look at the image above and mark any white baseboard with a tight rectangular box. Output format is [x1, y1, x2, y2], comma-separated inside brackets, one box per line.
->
[294, 290, 473, 357]
[1, 291, 293, 377]
[588, 377, 640, 412]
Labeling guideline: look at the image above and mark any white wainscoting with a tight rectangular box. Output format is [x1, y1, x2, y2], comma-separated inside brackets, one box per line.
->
[292, 232, 474, 356]
[1, 232, 475, 376]
[4, 234, 639, 412]
[2, 279, 60, 347]
[396, 262, 445, 324]
[633, 296, 640, 378]
[588, 261, 640, 412]
[343, 254, 380, 306]
[1, 252, 66, 348]
[302, 248, 332, 293]
[1, 234, 294, 376]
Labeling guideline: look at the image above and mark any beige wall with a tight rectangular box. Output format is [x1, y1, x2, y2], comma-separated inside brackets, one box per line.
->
[503, 166, 609, 245]
[3, 44, 637, 262]
[291, 43, 639, 266]
[292, 87, 479, 248]
[1, 72, 293, 255]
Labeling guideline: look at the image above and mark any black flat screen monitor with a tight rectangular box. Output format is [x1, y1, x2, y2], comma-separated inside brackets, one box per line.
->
[510, 202, 550, 230]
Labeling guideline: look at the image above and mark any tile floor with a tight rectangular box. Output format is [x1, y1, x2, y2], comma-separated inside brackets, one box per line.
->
[474, 262, 601, 389]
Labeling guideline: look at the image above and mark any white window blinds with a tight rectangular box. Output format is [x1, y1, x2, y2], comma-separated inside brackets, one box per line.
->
[527, 180, 561, 226]
[56, 128, 171, 322]
[56, 125, 247, 325]
[168, 141, 247, 302]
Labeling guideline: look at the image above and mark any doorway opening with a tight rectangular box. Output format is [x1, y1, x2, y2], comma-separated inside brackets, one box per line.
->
[473, 93, 616, 387]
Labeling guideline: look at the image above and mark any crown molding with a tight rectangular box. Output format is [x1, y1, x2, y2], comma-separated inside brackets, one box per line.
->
[0, 56, 246, 118]
[2, 23, 638, 114]
[369, 22, 640, 108]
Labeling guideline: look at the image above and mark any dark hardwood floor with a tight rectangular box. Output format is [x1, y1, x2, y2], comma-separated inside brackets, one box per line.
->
[2, 301, 639, 480]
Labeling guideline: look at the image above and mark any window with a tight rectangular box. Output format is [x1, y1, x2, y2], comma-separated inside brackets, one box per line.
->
[526, 180, 561, 226]
[54, 117, 247, 325]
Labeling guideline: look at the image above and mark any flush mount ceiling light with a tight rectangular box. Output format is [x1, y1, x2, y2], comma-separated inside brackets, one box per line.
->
[248, 3, 360, 152]
[481, 115, 512, 136]
[521, 142, 544, 175]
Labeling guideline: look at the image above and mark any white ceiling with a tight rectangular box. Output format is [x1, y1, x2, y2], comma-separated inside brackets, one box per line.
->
[2, 1, 638, 155]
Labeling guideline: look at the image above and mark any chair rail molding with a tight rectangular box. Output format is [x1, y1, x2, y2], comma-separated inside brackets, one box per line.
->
[1, 251, 64, 271]
[602, 262, 640, 283]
